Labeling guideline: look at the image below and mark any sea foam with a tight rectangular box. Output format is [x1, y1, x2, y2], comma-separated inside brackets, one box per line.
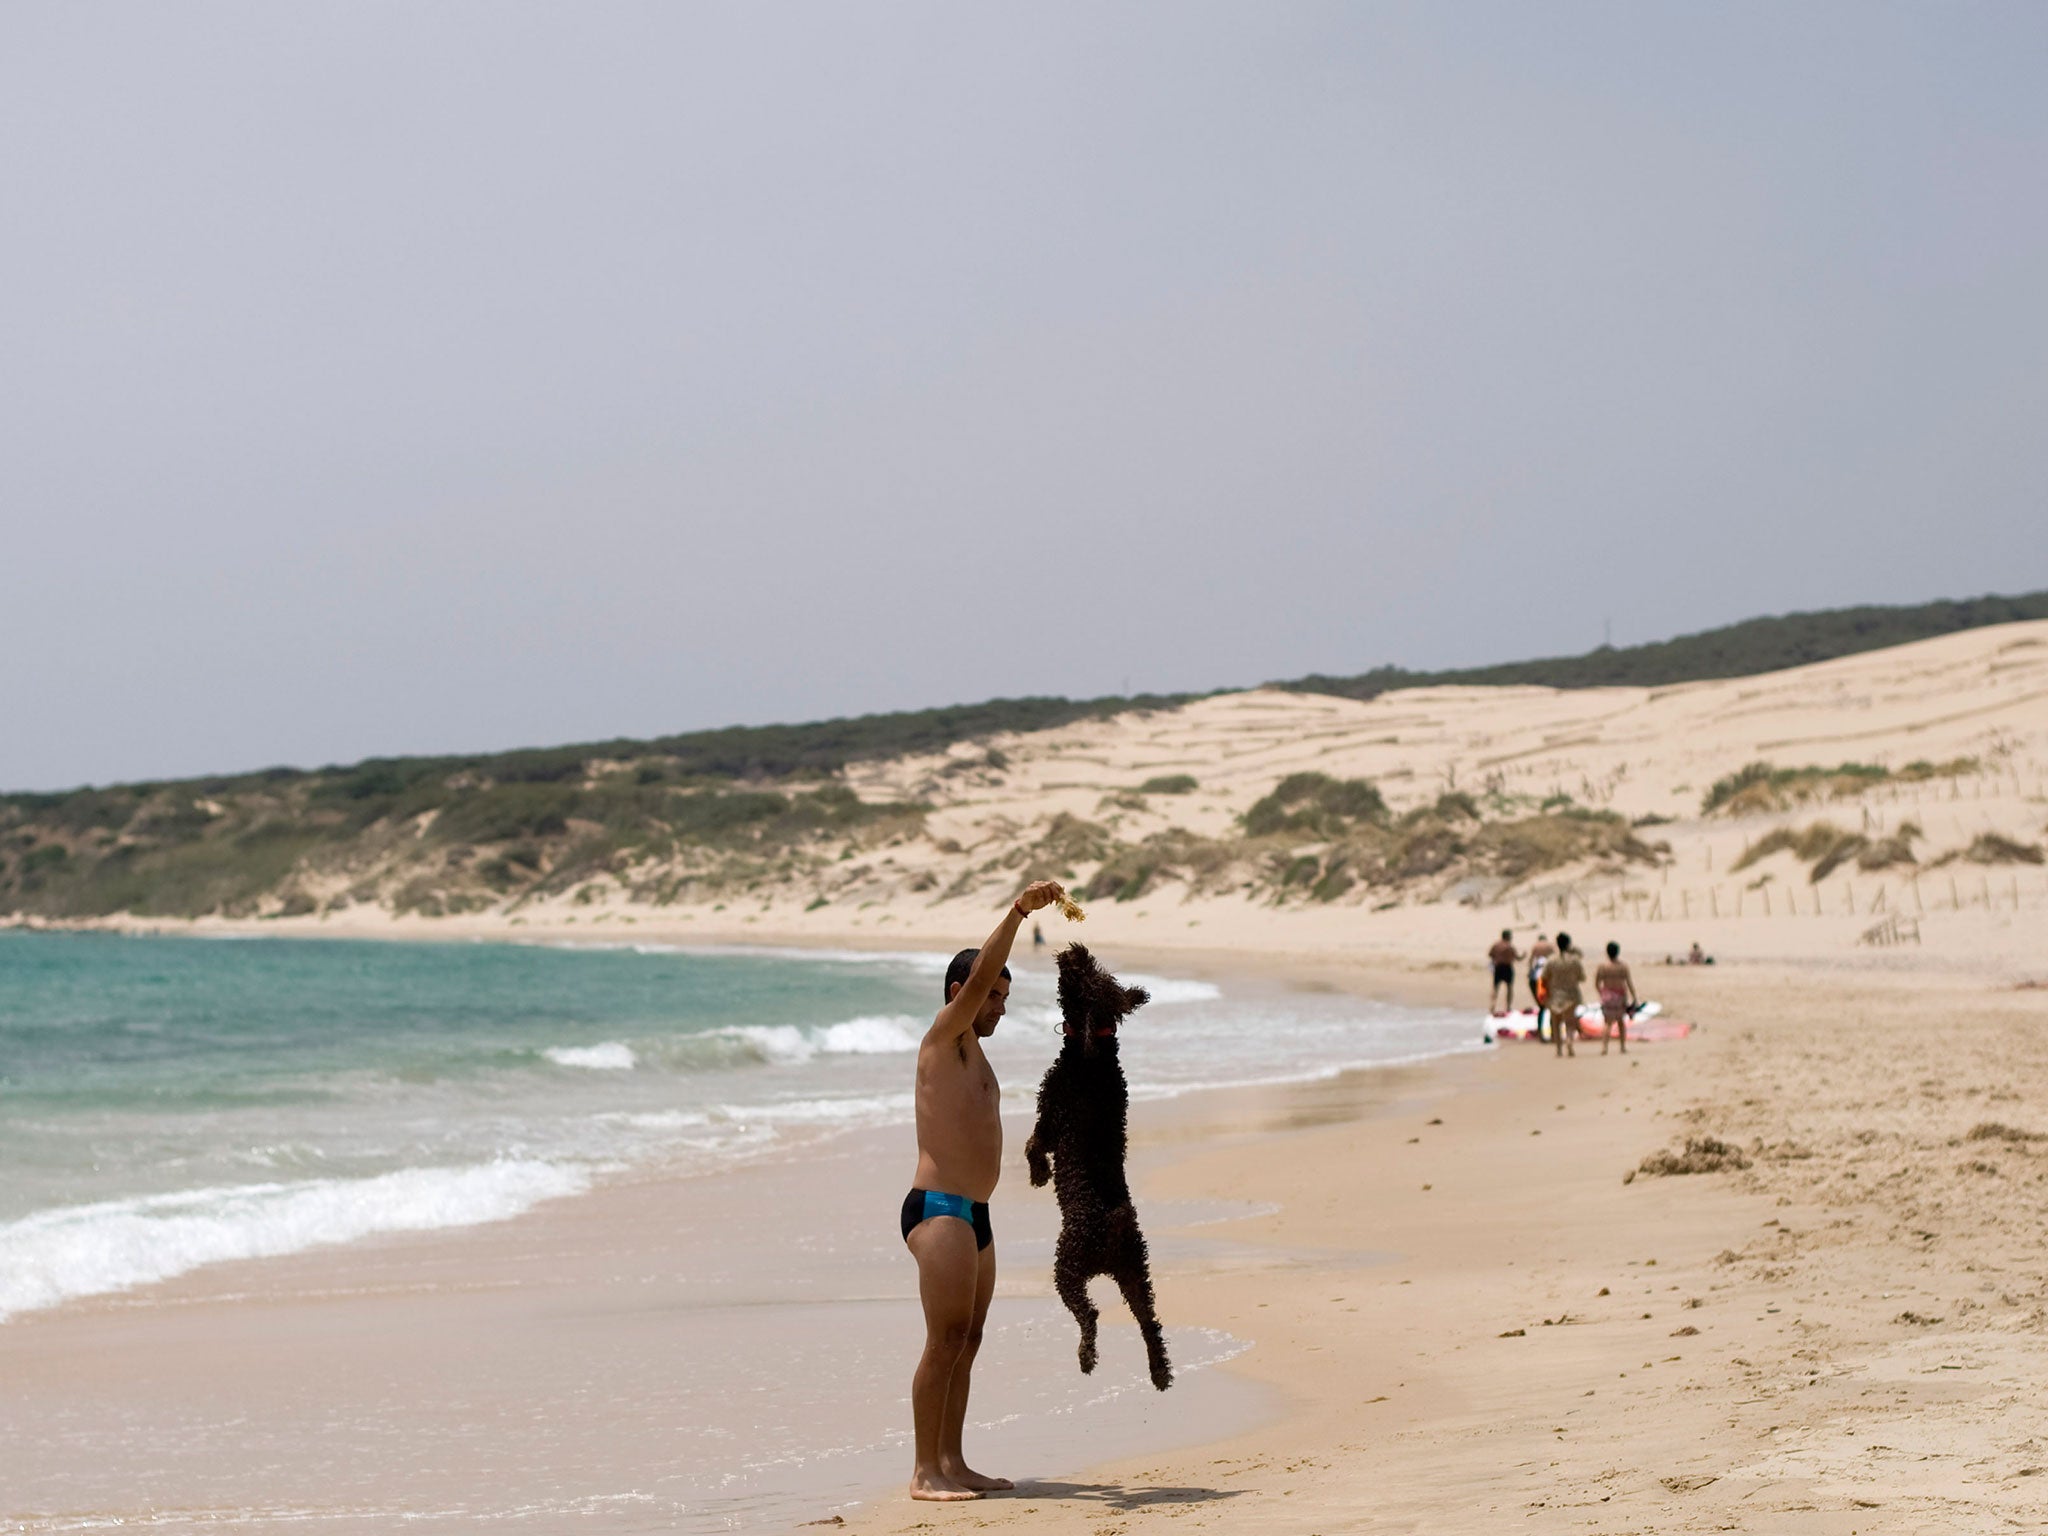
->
[544, 1041, 638, 1070]
[716, 1091, 915, 1125]
[0, 1159, 590, 1323]
[1121, 974, 1224, 1005]
[718, 1014, 923, 1064]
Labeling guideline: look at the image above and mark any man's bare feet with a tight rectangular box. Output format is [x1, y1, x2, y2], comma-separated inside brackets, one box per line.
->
[909, 1468, 980, 1501]
[942, 1462, 1013, 1492]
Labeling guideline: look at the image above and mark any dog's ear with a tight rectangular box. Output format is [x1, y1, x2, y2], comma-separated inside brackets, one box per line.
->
[1122, 985, 1150, 1015]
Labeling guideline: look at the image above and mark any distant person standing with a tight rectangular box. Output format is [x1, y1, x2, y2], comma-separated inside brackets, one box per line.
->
[1595, 941, 1638, 1056]
[1487, 929, 1520, 1014]
[1542, 933, 1586, 1058]
[1527, 933, 1556, 1035]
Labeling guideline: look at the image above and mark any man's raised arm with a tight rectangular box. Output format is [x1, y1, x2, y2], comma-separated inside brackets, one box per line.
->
[927, 881, 1068, 1046]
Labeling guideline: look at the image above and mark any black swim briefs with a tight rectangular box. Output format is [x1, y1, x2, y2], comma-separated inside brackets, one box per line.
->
[901, 1188, 992, 1250]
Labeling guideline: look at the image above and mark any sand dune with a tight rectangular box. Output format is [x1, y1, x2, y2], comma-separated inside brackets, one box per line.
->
[305, 618, 2047, 974]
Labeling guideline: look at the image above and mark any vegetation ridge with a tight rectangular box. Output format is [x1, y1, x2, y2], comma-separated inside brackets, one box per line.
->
[1273, 589, 2048, 700]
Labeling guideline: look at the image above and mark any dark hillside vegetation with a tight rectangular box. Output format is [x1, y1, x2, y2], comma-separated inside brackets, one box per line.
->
[0, 773, 929, 920]
[1276, 589, 2048, 701]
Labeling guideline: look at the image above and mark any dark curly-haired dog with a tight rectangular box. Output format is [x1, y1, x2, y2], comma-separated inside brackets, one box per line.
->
[1024, 943, 1172, 1391]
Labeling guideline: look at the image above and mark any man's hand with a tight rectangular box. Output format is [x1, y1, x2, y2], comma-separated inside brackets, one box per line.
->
[1013, 880, 1066, 917]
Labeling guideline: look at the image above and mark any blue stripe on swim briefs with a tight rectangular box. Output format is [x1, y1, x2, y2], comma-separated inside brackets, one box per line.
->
[923, 1190, 975, 1224]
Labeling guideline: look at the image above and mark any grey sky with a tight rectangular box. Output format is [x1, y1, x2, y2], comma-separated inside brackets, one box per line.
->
[5, 4, 2045, 791]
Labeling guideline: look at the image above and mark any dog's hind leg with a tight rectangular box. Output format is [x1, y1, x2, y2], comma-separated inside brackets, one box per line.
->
[1110, 1229, 1173, 1391]
[1052, 1234, 1100, 1374]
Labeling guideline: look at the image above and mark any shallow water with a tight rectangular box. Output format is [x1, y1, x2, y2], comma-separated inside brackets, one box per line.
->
[0, 929, 1478, 1323]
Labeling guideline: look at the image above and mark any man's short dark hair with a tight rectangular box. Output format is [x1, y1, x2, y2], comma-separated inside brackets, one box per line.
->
[945, 947, 1011, 999]
[1606, 940, 1620, 959]
[1556, 931, 1571, 952]
[1500, 928, 1512, 940]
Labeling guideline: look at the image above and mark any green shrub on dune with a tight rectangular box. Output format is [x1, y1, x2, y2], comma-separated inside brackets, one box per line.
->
[430, 784, 579, 844]
[1958, 832, 2044, 866]
[1731, 818, 1925, 882]
[1702, 762, 1892, 817]
[1243, 773, 1387, 838]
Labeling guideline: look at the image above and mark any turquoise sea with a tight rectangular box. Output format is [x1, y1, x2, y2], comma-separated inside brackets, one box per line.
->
[0, 930, 1480, 1323]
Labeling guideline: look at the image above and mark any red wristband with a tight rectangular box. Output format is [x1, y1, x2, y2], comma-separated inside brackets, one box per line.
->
[1013, 899, 1028, 919]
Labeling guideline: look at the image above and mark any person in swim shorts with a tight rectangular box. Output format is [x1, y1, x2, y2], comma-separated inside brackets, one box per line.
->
[1487, 929, 1521, 1014]
[1596, 940, 1638, 1055]
[900, 879, 1067, 1502]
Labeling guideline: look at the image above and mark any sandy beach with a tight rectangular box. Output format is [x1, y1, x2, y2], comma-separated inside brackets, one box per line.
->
[835, 956, 2048, 1535]
[7, 626, 2048, 1533]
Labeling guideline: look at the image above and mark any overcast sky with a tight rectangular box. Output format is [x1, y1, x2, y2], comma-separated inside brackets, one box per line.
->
[5, 4, 2045, 791]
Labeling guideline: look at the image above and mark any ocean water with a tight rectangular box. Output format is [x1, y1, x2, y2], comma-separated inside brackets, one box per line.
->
[0, 930, 1480, 1324]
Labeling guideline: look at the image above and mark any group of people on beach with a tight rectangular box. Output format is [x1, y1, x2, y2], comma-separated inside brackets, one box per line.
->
[1487, 928, 1639, 1056]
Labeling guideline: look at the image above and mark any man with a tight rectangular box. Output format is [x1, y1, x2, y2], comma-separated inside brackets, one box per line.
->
[1596, 940, 1638, 1055]
[1487, 929, 1521, 1014]
[900, 879, 1067, 1502]
[1542, 932, 1587, 1058]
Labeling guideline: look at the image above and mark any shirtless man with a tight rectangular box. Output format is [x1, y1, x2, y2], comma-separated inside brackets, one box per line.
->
[900, 879, 1066, 1502]
[1487, 929, 1521, 1014]
[1595, 941, 1638, 1055]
